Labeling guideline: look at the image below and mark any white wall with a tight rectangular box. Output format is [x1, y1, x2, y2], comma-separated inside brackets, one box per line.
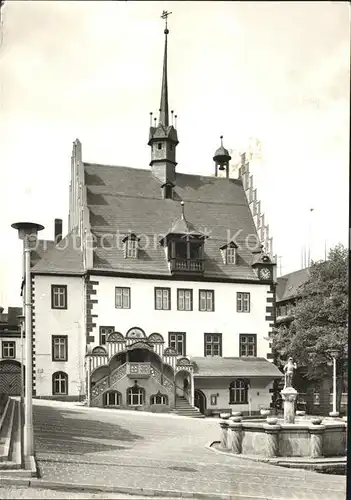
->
[92, 276, 271, 358]
[33, 275, 85, 397]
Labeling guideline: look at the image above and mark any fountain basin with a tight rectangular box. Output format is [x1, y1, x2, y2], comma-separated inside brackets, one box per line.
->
[219, 418, 346, 458]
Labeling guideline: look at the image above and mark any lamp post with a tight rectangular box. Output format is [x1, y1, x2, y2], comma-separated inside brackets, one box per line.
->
[11, 222, 44, 458]
[327, 348, 340, 417]
[17, 314, 25, 401]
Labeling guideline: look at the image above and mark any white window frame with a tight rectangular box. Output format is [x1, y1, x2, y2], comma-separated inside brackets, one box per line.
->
[155, 288, 170, 310]
[169, 332, 185, 356]
[52, 286, 67, 309]
[204, 334, 221, 356]
[229, 379, 247, 404]
[125, 238, 138, 259]
[239, 334, 256, 357]
[115, 287, 130, 309]
[177, 289, 192, 311]
[104, 391, 121, 406]
[237, 292, 250, 313]
[52, 336, 67, 361]
[127, 387, 144, 406]
[151, 394, 167, 405]
[53, 372, 68, 395]
[199, 290, 214, 312]
[226, 246, 236, 264]
[2, 341, 15, 359]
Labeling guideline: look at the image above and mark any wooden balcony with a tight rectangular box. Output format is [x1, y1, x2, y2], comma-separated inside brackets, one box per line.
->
[170, 258, 204, 274]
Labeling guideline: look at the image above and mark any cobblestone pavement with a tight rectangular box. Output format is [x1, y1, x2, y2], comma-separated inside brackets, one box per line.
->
[32, 400, 346, 500]
[0, 486, 178, 499]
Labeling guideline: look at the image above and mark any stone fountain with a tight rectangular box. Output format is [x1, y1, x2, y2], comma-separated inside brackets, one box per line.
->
[214, 359, 347, 473]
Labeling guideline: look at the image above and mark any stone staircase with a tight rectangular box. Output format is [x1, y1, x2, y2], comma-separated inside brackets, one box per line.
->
[173, 396, 205, 418]
[0, 396, 36, 477]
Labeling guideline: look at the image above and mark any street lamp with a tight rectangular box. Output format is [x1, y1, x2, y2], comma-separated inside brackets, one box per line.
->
[17, 314, 25, 401]
[11, 221, 44, 459]
[326, 348, 340, 417]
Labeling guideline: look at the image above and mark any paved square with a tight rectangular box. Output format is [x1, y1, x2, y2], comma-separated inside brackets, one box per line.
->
[33, 400, 346, 499]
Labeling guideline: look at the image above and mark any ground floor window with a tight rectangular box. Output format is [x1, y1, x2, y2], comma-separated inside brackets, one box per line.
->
[103, 391, 121, 406]
[229, 379, 248, 404]
[52, 371, 68, 395]
[127, 385, 144, 406]
[150, 393, 168, 405]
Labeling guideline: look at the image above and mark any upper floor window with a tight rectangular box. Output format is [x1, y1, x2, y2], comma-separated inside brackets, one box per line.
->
[115, 287, 130, 309]
[51, 285, 67, 309]
[169, 332, 186, 356]
[100, 326, 114, 345]
[2, 341, 15, 359]
[163, 183, 173, 199]
[52, 371, 68, 395]
[155, 287, 171, 310]
[220, 242, 238, 264]
[237, 292, 250, 313]
[199, 290, 214, 311]
[239, 334, 257, 357]
[177, 289, 193, 311]
[204, 333, 222, 357]
[229, 379, 248, 404]
[52, 336, 68, 361]
[123, 234, 139, 259]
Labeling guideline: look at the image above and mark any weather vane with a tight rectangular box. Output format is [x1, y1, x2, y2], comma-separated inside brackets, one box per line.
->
[161, 10, 172, 30]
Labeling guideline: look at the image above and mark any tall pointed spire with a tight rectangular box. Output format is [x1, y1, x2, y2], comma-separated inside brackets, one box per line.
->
[159, 10, 171, 126]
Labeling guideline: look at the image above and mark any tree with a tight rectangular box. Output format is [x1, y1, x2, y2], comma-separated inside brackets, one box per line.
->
[271, 244, 348, 408]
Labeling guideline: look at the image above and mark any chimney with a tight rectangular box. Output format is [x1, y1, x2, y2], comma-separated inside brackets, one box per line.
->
[54, 218, 63, 242]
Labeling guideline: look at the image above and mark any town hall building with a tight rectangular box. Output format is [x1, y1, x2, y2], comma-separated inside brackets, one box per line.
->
[25, 16, 282, 416]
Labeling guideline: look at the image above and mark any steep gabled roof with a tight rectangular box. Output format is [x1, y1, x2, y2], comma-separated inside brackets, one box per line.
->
[85, 163, 262, 280]
[276, 268, 311, 302]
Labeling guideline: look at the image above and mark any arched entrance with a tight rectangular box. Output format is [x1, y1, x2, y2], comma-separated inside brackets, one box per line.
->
[194, 389, 207, 415]
[0, 360, 24, 396]
[175, 369, 192, 399]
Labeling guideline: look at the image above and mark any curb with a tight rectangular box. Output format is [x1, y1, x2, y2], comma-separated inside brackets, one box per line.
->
[207, 441, 347, 474]
[0, 476, 278, 500]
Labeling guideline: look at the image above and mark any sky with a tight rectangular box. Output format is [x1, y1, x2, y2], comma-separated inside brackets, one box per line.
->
[0, 1, 349, 308]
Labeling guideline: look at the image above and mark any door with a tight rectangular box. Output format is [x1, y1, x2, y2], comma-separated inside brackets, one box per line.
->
[0, 361, 22, 396]
[194, 389, 206, 414]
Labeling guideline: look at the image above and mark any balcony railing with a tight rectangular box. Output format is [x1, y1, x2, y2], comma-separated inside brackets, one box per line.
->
[171, 258, 204, 273]
[126, 362, 151, 378]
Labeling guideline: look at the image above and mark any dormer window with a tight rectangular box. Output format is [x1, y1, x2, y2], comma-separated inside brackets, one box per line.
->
[122, 233, 139, 259]
[220, 242, 237, 264]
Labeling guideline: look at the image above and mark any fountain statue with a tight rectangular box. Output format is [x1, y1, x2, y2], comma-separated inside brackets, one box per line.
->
[281, 357, 298, 423]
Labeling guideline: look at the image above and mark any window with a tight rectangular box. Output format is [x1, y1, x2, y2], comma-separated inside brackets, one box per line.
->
[169, 332, 186, 356]
[210, 394, 217, 406]
[199, 290, 214, 311]
[239, 334, 257, 357]
[52, 336, 68, 361]
[150, 393, 168, 405]
[177, 289, 193, 311]
[125, 238, 138, 258]
[164, 184, 173, 199]
[204, 333, 222, 357]
[313, 390, 320, 405]
[127, 385, 145, 406]
[52, 371, 68, 395]
[155, 288, 171, 310]
[100, 326, 114, 345]
[226, 246, 236, 264]
[51, 285, 67, 309]
[115, 287, 130, 309]
[103, 391, 121, 406]
[229, 379, 248, 404]
[237, 292, 250, 313]
[158, 143, 162, 150]
[2, 341, 15, 359]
